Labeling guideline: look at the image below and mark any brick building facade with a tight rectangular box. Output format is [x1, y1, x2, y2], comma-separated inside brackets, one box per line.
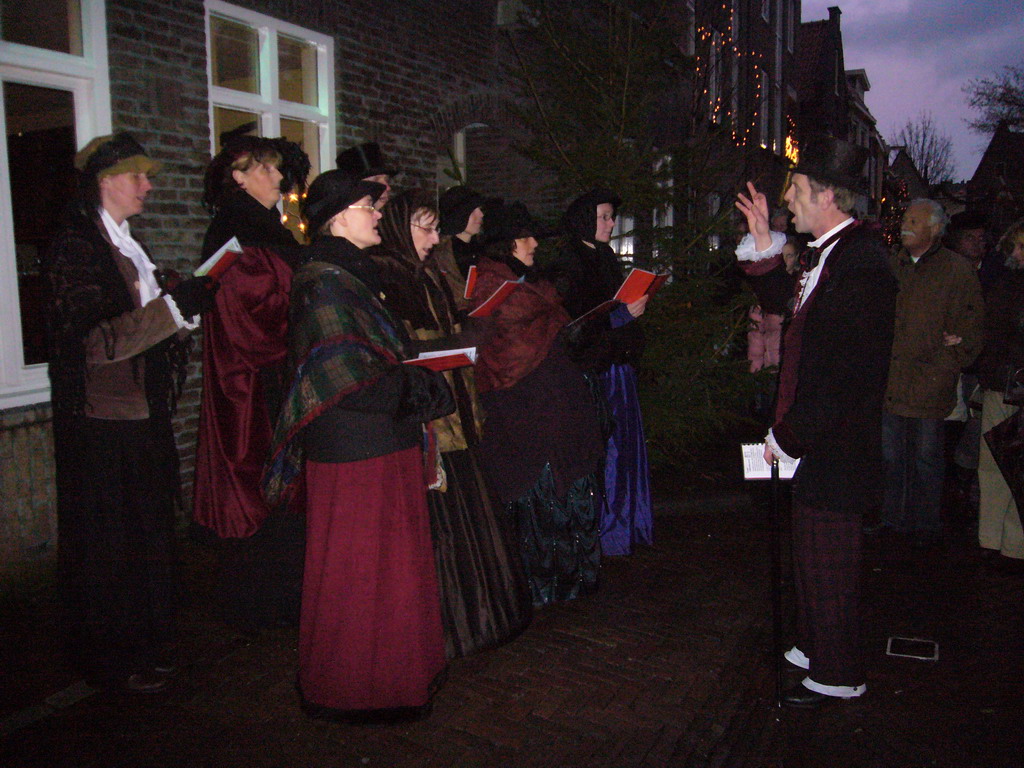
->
[1, 0, 881, 579]
[0, 0, 529, 578]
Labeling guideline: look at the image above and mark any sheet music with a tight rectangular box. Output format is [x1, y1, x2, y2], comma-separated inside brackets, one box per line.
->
[741, 443, 799, 480]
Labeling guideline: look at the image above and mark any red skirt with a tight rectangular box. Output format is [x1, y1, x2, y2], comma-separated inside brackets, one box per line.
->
[300, 447, 446, 710]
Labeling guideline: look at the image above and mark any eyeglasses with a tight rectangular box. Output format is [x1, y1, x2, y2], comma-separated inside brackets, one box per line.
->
[412, 223, 439, 235]
[347, 204, 378, 212]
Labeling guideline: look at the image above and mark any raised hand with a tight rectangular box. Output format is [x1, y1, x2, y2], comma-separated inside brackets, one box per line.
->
[735, 181, 773, 252]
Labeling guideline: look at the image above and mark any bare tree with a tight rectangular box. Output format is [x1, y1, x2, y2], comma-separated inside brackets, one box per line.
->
[963, 63, 1024, 135]
[891, 111, 955, 186]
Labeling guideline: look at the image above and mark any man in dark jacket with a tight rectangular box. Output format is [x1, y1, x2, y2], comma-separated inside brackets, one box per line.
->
[736, 135, 897, 707]
[880, 199, 984, 547]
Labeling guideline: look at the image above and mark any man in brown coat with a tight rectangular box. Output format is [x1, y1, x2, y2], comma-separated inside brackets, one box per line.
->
[878, 199, 984, 547]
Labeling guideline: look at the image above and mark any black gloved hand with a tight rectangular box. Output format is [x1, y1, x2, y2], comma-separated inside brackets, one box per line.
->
[396, 364, 456, 423]
[169, 276, 220, 317]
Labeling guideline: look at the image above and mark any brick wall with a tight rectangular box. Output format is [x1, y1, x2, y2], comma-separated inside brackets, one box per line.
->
[1, 0, 546, 573]
[0, 404, 56, 580]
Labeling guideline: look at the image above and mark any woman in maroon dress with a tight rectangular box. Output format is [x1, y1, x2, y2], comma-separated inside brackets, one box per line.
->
[264, 170, 454, 722]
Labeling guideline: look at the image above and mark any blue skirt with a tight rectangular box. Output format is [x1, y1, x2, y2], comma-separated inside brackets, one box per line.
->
[598, 362, 653, 555]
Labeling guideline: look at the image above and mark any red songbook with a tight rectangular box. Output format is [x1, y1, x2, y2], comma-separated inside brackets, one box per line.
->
[569, 268, 670, 326]
[614, 267, 670, 303]
[467, 277, 524, 318]
[194, 236, 243, 280]
[464, 265, 478, 300]
[404, 347, 478, 372]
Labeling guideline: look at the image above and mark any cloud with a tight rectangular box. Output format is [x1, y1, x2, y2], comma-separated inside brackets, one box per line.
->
[801, 0, 1023, 177]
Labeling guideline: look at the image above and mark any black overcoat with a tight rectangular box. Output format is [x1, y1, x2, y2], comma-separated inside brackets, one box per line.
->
[772, 224, 898, 515]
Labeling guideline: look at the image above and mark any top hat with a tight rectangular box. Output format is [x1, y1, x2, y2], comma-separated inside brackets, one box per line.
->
[75, 132, 162, 178]
[438, 185, 486, 237]
[302, 170, 386, 235]
[793, 134, 868, 195]
[335, 142, 395, 179]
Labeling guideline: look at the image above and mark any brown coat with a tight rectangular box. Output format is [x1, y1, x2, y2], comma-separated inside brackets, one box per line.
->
[885, 243, 984, 419]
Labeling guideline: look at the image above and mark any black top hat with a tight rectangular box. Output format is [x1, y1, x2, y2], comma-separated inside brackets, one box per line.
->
[302, 170, 386, 236]
[481, 202, 556, 244]
[335, 142, 395, 179]
[438, 185, 485, 237]
[793, 134, 868, 195]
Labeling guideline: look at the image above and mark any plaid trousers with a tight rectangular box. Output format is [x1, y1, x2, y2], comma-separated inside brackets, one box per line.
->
[791, 501, 865, 687]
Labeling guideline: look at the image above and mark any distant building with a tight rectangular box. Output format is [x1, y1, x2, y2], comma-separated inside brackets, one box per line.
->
[793, 6, 884, 218]
[967, 120, 1024, 235]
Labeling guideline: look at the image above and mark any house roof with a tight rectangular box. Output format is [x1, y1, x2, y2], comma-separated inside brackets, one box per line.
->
[794, 20, 830, 98]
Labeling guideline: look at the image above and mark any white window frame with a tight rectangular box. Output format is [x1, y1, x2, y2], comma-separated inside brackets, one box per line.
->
[205, 0, 335, 167]
[0, 0, 112, 408]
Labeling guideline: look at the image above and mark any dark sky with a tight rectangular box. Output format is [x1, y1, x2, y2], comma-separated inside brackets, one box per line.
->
[802, 0, 1023, 180]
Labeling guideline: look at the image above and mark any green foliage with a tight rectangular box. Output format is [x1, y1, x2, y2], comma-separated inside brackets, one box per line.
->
[504, 0, 758, 477]
[637, 258, 759, 475]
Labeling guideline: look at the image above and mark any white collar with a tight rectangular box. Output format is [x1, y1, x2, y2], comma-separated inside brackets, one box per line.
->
[808, 217, 855, 249]
[99, 206, 133, 243]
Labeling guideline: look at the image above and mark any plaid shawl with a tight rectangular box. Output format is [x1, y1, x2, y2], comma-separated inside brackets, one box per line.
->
[262, 255, 409, 508]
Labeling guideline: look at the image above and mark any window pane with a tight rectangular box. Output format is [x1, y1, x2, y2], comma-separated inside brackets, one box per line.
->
[210, 15, 259, 95]
[213, 106, 259, 152]
[277, 34, 318, 107]
[279, 117, 319, 241]
[4, 82, 76, 365]
[1, 0, 82, 55]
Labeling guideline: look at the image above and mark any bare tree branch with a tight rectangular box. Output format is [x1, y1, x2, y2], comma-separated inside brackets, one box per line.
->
[891, 111, 955, 185]
[963, 63, 1024, 135]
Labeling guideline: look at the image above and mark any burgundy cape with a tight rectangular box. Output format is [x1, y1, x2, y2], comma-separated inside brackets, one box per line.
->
[193, 244, 294, 538]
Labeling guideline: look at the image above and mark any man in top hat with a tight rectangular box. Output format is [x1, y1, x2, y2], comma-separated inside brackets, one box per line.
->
[735, 134, 898, 707]
[336, 141, 395, 207]
[46, 132, 218, 693]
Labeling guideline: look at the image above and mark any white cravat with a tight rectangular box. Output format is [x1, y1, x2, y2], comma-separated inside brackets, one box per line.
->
[99, 207, 197, 329]
[795, 217, 855, 312]
[100, 207, 162, 306]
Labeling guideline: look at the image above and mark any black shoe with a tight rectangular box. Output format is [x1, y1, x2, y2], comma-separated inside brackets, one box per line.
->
[781, 683, 861, 709]
[124, 670, 170, 693]
[301, 698, 432, 725]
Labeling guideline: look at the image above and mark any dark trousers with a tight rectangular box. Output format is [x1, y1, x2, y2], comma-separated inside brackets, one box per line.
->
[881, 412, 945, 534]
[792, 501, 864, 687]
[55, 416, 179, 683]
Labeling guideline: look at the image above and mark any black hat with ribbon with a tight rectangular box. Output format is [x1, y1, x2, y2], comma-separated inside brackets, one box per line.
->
[302, 169, 386, 236]
[793, 134, 868, 195]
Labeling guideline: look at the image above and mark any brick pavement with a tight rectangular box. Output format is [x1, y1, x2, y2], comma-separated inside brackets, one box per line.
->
[1, 493, 1021, 768]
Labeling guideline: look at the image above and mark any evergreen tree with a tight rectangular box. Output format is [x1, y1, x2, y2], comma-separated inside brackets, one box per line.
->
[503, 0, 759, 475]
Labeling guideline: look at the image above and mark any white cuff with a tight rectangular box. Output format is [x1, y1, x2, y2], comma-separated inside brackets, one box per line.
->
[764, 429, 796, 464]
[736, 231, 786, 262]
[163, 295, 200, 330]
